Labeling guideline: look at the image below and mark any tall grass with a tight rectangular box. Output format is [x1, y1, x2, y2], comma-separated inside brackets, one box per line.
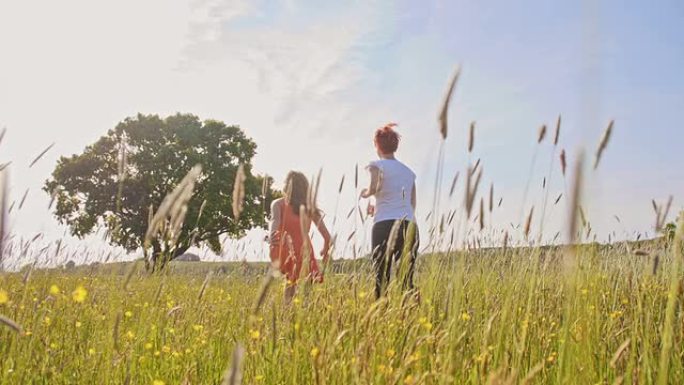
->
[0, 240, 682, 384]
[0, 67, 681, 385]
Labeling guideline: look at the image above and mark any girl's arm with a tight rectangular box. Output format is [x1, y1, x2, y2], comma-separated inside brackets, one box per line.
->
[313, 212, 332, 262]
[360, 165, 380, 199]
[268, 199, 283, 245]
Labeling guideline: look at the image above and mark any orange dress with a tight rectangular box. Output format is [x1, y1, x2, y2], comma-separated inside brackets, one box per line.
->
[270, 201, 323, 283]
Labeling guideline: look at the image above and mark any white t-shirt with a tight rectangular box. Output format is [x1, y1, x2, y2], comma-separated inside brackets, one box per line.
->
[368, 158, 416, 223]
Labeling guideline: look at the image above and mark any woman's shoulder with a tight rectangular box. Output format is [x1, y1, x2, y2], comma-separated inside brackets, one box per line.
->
[367, 159, 382, 169]
[397, 160, 416, 179]
[271, 197, 286, 210]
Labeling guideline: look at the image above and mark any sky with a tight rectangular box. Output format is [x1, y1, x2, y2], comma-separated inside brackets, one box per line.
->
[0, 0, 682, 266]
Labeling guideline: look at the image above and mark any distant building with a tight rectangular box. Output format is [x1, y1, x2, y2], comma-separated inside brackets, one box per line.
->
[175, 253, 201, 262]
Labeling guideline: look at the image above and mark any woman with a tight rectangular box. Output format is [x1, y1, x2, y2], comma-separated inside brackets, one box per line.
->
[361, 123, 419, 300]
[269, 171, 331, 301]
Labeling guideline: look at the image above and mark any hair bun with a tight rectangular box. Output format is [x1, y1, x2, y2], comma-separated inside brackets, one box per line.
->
[382, 122, 398, 132]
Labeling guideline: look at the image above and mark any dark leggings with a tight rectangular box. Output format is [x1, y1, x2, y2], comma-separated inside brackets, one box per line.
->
[371, 219, 419, 299]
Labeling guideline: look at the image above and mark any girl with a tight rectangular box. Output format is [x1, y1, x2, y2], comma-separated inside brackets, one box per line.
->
[360, 123, 419, 299]
[269, 171, 331, 301]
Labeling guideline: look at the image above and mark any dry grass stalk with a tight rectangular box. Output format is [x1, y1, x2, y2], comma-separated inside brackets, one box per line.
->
[524, 207, 534, 239]
[468, 121, 475, 153]
[554, 193, 563, 205]
[489, 183, 494, 213]
[354, 164, 358, 189]
[112, 311, 122, 352]
[594, 120, 614, 169]
[197, 270, 213, 301]
[655, 195, 674, 231]
[479, 198, 485, 230]
[560, 150, 567, 176]
[18, 188, 28, 210]
[554, 115, 561, 145]
[0, 127, 5, 146]
[502, 231, 509, 255]
[232, 164, 246, 220]
[338, 174, 345, 193]
[0, 169, 6, 264]
[537, 125, 547, 143]
[0, 315, 22, 334]
[144, 165, 202, 249]
[438, 66, 461, 140]
[472, 158, 481, 175]
[29, 142, 55, 168]
[253, 269, 276, 314]
[166, 306, 182, 317]
[465, 168, 483, 218]
[307, 169, 322, 218]
[521, 361, 544, 385]
[567, 152, 585, 244]
[299, 205, 311, 280]
[449, 172, 460, 197]
[221, 344, 245, 385]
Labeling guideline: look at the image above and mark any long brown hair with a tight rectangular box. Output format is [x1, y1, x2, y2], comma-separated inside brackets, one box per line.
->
[284, 171, 310, 215]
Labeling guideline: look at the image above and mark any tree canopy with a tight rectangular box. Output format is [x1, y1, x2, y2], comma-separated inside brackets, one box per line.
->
[45, 113, 275, 268]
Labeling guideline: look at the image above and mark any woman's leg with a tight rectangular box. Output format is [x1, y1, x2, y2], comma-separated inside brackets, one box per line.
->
[396, 221, 419, 292]
[284, 283, 297, 304]
[372, 220, 392, 299]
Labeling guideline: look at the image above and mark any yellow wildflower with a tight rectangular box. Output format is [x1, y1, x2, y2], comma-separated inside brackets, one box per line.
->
[255, 375, 264, 381]
[310, 347, 320, 358]
[72, 286, 88, 303]
[50, 285, 60, 295]
[153, 380, 165, 385]
[250, 329, 261, 340]
[145, 342, 153, 350]
[75, 321, 82, 328]
[461, 312, 471, 322]
[0, 289, 8, 305]
[124, 311, 133, 318]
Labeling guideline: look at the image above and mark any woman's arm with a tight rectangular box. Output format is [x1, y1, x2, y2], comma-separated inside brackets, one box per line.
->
[360, 165, 380, 199]
[268, 199, 283, 245]
[313, 211, 332, 262]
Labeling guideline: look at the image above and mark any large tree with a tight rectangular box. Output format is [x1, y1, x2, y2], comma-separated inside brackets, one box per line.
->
[45, 113, 275, 269]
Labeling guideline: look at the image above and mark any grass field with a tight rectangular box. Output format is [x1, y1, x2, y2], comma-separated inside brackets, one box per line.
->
[1, 238, 683, 385]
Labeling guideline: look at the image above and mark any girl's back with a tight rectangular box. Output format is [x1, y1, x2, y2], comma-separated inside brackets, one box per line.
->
[368, 158, 416, 223]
